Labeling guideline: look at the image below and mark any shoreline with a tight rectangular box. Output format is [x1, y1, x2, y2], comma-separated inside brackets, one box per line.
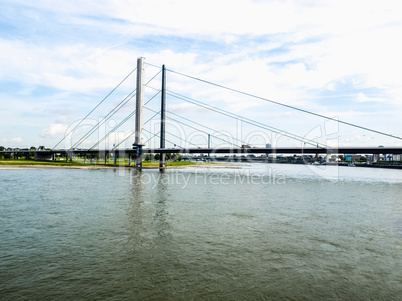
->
[0, 164, 196, 170]
[0, 162, 238, 170]
[1, 162, 401, 170]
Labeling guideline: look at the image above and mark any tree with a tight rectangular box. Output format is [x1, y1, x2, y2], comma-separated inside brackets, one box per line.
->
[144, 154, 155, 161]
[0, 146, 4, 151]
[38, 146, 45, 150]
[169, 154, 182, 161]
[163, 153, 182, 161]
[30, 146, 36, 150]
[359, 156, 367, 162]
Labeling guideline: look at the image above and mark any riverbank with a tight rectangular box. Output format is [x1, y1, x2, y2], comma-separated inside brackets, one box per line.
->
[0, 159, 221, 169]
[1, 159, 400, 170]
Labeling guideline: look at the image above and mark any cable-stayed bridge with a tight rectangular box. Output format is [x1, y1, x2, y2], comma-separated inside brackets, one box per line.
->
[3, 57, 402, 168]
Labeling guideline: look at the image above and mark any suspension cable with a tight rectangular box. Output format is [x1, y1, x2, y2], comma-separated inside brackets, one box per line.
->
[51, 67, 137, 150]
[145, 85, 262, 147]
[146, 64, 321, 147]
[144, 106, 238, 147]
[110, 92, 162, 150]
[143, 130, 160, 146]
[163, 88, 326, 148]
[143, 128, 185, 149]
[123, 109, 162, 149]
[70, 89, 136, 150]
[89, 110, 136, 151]
[93, 91, 161, 151]
[167, 68, 402, 141]
[72, 71, 162, 150]
[144, 107, 201, 148]
[166, 109, 249, 146]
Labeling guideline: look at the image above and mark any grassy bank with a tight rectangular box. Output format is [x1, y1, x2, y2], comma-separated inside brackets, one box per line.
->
[0, 159, 86, 167]
[0, 159, 201, 168]
[143, 160, 198, 167]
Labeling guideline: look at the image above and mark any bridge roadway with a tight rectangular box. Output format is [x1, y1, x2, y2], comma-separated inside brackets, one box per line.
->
[2, 147, 402, 156]
[142, 147, 402, 155]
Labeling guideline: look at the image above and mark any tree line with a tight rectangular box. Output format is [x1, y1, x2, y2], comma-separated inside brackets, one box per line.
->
[0, 146, 47, 151]
[144, 153, 182, 161]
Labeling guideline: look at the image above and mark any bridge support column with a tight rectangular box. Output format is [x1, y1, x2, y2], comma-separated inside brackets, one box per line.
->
[208, 134, 211, 159]
[114, 152, 117, 166]
[90, 153, 93, 164]
[159, 153, 165, 168]
[105, 154, 108, 165]
[133, 57, 145, 170]
[136, 146, 143, 169]
[159, 64, 166, 169]
[65, 152, 72, 163]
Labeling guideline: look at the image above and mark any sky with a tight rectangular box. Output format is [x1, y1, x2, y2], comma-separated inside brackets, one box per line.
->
[1, 0, 402, 150]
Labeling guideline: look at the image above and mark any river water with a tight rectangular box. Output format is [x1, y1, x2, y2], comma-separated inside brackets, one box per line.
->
[1, 164, 401, 300]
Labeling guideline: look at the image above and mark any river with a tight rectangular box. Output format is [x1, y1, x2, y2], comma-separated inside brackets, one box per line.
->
[1, 164, 401, 300]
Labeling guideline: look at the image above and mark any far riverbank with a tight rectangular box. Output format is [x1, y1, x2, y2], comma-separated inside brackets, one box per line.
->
[0, 159, 230, 170]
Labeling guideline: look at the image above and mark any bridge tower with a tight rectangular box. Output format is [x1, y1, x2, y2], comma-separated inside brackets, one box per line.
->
[159, 64, 166, 168]
[133, 57, 145, 169]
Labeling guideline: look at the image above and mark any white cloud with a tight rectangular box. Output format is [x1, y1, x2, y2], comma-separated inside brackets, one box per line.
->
[40, 123, 68, 139]
[0, 39, 138, 94]
[3, 0, 402, 102]
[356, 93, 384, 103]
[1, 0, 401, 147]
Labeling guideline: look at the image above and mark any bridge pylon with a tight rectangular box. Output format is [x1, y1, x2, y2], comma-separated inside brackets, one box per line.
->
[159, 64, 166, 168]
[133, 57, 145, 169]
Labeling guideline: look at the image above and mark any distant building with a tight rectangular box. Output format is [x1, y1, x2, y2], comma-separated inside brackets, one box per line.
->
[345, 154, 363, 162]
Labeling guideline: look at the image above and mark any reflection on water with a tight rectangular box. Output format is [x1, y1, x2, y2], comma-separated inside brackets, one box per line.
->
[0, 165, 401, 300]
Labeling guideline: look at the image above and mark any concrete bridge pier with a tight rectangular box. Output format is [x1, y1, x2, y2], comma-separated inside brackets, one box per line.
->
[133, 57, 145, 170]
[135, 146, 143, 169]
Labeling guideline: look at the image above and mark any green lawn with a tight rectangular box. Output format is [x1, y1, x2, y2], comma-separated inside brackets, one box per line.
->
[143, 160, 199, 167]
[0, 159, 86, 166]
[0, 158, 200, 168]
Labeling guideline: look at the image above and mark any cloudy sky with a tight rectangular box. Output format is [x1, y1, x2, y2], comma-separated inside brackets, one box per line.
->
[1, 0, 402, 149]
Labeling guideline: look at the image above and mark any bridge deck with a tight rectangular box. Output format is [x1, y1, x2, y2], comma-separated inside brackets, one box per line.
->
[2, 147, 402, 155]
